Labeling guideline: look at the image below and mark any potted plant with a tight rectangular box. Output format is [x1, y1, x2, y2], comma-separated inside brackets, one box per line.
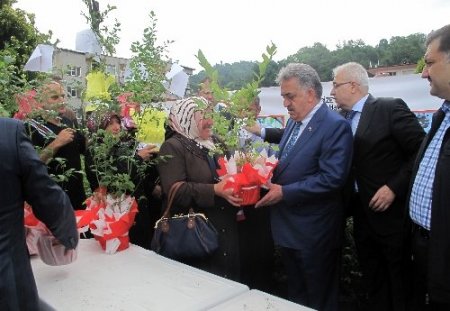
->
[195, 43, 279, 206]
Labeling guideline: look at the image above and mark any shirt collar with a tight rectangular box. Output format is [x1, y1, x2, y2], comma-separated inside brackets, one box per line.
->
[299, 102, 322, 127]
[441, 100, 450, 114]
[352, 94, 369, 113]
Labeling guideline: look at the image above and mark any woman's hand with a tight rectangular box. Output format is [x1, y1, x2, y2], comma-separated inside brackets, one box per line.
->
[214, 177, 242, 207]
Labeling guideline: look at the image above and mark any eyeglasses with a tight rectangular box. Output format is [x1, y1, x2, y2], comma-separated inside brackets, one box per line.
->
[332, 81, 352, 89]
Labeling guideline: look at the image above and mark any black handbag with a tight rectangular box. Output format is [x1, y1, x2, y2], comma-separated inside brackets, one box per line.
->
[151, 181, 219, 260]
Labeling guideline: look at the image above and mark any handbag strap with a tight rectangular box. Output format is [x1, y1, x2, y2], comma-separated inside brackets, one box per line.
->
[162, 181, 185, 218]
[161, 156, 217, 218]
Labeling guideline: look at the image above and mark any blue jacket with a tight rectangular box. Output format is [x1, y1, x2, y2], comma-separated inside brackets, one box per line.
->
[270, 104, 353, 250]
[0, 118, 78, 311]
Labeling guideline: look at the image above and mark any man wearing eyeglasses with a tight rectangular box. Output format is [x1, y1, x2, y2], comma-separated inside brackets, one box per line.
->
[331, 62, 425, 311]
[25, 81, 87, 211]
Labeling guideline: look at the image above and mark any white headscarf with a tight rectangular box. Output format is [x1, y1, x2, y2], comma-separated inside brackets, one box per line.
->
[169, 97, 215, 150]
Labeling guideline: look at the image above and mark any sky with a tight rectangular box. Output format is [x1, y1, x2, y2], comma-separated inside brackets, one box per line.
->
[13, 0, 450, 73]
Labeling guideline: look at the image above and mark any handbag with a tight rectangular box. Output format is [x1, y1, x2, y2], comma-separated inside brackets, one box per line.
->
[151, 181, 219, 260]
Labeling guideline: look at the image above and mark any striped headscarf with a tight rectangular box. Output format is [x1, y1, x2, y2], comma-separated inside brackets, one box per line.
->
[169, 97, 215, 150]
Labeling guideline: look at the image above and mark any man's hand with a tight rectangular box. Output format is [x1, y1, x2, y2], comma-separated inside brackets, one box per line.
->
[255, 183, 283, 208]
[369, 185, 395, 212]
[53, 128, 75, 148]
[245, 122, 262, 137]
[40, 128, 75, 163]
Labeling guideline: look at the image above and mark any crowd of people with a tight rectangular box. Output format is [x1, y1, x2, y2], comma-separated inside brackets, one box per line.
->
[1, 23, 449, 311]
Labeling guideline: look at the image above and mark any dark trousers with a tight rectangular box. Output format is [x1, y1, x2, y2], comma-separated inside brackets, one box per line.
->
[353, 196, 409, 311]
[129, 196, 161, 250]
[238, 206, 275, 293]
[411, 223, 450, 311]
[280, 246, 339, 311]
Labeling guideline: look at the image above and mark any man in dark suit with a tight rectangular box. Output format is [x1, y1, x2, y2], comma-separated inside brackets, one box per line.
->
[0, 117, 79, 310]
[330, 62, 425, 311]
[408, 24, 450, 311]
[255, 63, 353, 311]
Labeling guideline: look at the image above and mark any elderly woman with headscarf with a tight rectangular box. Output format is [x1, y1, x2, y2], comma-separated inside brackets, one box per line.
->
[84, 111, 159, 249]
[157, 96, 242, 281]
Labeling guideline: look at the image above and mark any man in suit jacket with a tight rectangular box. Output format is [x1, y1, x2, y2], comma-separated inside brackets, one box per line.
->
[330, 62, 425, 311]
[0, 117, 79, 310]
[408, 24, 450, 311]
[255, 63, 353, 311]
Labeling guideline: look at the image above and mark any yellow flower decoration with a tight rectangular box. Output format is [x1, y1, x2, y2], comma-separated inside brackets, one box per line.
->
[85, 71, 116, 101]
[132, 107, 166, 147]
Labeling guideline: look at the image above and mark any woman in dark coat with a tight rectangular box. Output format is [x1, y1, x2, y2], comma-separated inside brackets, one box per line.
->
[157, 97, 242, 281]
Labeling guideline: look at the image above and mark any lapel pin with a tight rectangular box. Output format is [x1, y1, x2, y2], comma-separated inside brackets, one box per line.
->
[308, 126, 312, 132]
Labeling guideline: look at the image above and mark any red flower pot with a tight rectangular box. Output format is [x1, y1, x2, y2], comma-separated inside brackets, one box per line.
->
[239, 185, 260, 206]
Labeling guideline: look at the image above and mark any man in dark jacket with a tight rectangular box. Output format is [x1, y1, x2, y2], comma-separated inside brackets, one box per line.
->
[330, 62, 425, 311]
[408, 24, 450, 311]
[253, 62, 425, 310]
[26, 81, 87, 210]
[0, 117, 79, 310]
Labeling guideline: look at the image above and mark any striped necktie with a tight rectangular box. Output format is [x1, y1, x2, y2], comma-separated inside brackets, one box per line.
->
[345, 110, 357, 122]
[281, 121, 302, 161]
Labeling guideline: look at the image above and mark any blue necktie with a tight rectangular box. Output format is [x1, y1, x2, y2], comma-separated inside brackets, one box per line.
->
[346, 110, 357, 135]
[345, 110, 357, 122]
[281, 121, 302, 161]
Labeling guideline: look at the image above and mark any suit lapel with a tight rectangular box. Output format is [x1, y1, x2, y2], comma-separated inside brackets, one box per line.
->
[275, 104, 327, 177]
[355, 94, 377, 139]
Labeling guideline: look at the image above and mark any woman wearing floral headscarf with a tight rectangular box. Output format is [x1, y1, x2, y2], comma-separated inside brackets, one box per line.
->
[157, 96, 242, 281]
[85, 111, 160, 249]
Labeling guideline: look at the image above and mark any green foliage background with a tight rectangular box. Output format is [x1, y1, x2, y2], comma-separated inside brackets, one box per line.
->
[190, 33, 427, 91]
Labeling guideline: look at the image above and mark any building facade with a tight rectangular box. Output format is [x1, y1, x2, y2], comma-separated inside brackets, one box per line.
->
[52, 48, 193, 114]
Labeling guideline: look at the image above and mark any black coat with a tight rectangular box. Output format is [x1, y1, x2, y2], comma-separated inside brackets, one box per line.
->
[409, 107, 450, 303]
[0, 118, 78, 311]
[350, 95, 425, 235]
[157, 133, 240, 281]
[25, 117, 87, 209]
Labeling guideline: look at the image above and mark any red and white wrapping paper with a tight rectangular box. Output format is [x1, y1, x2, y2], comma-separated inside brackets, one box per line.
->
[24, 203, 77, 265]
[216, 150, 278, 206]
[87, 193, 138, 254]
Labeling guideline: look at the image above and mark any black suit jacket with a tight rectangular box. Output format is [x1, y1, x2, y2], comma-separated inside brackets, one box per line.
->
[351, 95, 425, 235]
[408, 106, 450, 302]
[0, 118, 78, 310]
[265, 96, 425, 235]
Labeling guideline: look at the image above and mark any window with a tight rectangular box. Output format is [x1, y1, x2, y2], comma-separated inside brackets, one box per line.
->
[67, 86, 79, 98]
[106, 64, 116, 75]
[67, 66, 81, 77]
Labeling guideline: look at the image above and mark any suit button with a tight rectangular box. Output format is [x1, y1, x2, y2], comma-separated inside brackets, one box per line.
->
[223, 252, 227, 256]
